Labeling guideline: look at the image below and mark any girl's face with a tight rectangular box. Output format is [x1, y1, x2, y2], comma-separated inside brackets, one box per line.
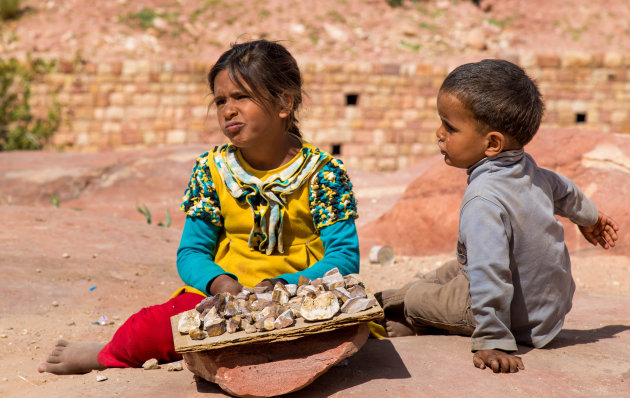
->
[212, 69, 288, 150]
[435, 91, 490, 169]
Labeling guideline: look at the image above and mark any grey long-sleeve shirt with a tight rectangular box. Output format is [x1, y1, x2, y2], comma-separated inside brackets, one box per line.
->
[458, 149, 598, 351]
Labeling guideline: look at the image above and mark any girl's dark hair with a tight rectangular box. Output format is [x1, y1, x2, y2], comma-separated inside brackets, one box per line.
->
[440, 59, 544, 146]
[208, 40, 303, 137]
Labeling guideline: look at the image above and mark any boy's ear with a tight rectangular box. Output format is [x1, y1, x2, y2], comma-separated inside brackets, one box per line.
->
[484, 132, 505, 157]
[278, 93, 294, 119]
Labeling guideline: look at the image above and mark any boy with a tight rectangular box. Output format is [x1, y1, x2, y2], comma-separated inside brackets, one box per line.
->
[376, 59, 619, 373]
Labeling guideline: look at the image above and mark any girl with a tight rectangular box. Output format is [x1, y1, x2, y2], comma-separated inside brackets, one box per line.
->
[38, 40, 360, 374]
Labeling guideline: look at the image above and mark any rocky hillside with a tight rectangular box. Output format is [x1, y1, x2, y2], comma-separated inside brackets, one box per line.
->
[2, 0, 629, 65]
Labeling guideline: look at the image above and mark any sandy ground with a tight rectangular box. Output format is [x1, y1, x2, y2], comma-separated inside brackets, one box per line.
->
[1, 146, 629, 396]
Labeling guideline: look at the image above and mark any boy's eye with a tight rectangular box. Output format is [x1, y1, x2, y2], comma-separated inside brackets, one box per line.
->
[443, 122, 455, 133]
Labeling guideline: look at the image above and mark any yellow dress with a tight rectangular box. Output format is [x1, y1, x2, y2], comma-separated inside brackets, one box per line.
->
[179, 139, 358, 292]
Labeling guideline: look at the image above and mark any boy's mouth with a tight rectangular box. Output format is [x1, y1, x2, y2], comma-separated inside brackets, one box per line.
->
[437, 141, 446, 154]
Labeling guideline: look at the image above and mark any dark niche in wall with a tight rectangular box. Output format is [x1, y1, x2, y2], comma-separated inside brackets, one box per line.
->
[345, 93, 359, 106]
[575, 113, 587, 123]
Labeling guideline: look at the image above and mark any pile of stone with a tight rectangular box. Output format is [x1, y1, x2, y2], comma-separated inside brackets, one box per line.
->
[177, 268, 377, 340]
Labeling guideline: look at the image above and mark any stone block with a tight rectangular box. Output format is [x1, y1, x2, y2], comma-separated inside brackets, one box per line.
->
[603, 53, 624, 68]
[537, 53, 561, 68]
[557, 69, 576, 82]
[104, 106, 125, 120]
[166, 130, 188, 145]
[109, 92, 128, 106]
[360, 157, 377, 170]
[122, 61, 137, 75]
[611, 111, 628, 124]
[377, 157, 397, 171]
[183, 324, 369, 398]
[562, 52, 592, 68]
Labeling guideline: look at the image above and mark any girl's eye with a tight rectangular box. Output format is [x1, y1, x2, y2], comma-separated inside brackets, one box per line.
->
[236, 94, 249, 100]
[215, 99, 225, 106]
[443, 122, 455, 133]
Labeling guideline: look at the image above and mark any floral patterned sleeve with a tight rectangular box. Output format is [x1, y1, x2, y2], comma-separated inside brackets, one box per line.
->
[180, 151, 223, 227]
[309, 158, 358, 230]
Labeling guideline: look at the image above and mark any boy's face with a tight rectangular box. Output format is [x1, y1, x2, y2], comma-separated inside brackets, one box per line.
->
[435, 91, 491, 169]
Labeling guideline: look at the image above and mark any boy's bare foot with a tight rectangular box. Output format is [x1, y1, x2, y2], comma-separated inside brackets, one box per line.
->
[385, 316, 417, 337]
[37, 340, 106, 374]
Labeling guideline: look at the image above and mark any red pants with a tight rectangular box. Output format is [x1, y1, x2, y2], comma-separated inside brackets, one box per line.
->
[97, 292, 204, 367]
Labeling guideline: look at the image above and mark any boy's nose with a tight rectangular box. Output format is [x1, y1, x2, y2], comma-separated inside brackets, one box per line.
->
[435, 127, 445, 141]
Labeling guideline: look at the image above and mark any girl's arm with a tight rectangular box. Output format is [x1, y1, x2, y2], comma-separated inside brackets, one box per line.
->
[275, 217, 360, 284]
[176, 216, 239, 295]
[179, 151, 241, 295]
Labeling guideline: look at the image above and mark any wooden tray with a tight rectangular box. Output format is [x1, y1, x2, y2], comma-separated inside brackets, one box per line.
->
[171, 294, 384, 353]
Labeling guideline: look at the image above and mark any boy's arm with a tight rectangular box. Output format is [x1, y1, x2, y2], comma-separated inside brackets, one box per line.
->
[542, 169, 619, 249]
[542, 169, 598, 226]
[578, 211, 619, 249]
[461, 198, 525, 372]
[460, 197, 518, 352]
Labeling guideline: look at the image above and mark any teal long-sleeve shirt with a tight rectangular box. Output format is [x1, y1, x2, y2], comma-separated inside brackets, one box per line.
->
[176, 216, 360, 295]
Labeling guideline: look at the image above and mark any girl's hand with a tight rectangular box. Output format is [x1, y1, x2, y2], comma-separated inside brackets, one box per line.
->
[579, 211, 619, 249]
[209, 274, 243, 296]
[254, 280, 274, 292]
[254, 278, 286, 293]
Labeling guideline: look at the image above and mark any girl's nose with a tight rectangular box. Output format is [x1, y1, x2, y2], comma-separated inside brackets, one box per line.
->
[223, 101, 237, 119]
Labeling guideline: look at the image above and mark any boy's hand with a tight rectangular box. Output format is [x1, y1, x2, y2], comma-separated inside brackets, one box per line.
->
[579, 211, 619, 249]
[209, 274, 243, 296]
[473, 350, 524, 373]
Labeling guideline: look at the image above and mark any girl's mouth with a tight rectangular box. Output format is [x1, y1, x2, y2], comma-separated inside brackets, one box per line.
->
[225, 122, 244, 134]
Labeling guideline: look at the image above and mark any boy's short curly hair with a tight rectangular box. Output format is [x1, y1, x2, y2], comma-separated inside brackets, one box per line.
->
[439, 59, 544, 146]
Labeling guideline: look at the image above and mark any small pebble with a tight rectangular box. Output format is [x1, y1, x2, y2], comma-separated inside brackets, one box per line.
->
[0, 335, 7, 338]
[142, 358, 160, 370]
[62, 253, 70, 259]
[2, 377, 8, 382]
[96, 374, 108, 382]
[36, 269, 41, 273]
[167, 362, 183, 372]
[52, 301, 59, 307]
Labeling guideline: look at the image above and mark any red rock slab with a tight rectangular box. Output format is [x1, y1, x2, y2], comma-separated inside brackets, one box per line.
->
[182, 323, 370, 398]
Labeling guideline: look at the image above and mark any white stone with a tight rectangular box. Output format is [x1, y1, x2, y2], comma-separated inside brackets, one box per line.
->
[177, 309, 201, 334]
[300, 292, 340, 321]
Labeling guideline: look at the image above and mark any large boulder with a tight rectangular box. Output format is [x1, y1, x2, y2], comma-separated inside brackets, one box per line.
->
[359, 128, 630, 257]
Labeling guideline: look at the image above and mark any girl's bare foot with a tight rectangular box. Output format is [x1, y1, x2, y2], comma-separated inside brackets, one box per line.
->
[385, 315, 417, 337]
[37, 340, 106, 375]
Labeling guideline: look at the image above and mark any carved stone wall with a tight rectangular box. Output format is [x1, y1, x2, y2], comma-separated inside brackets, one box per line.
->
[34, 51, 630, 171]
